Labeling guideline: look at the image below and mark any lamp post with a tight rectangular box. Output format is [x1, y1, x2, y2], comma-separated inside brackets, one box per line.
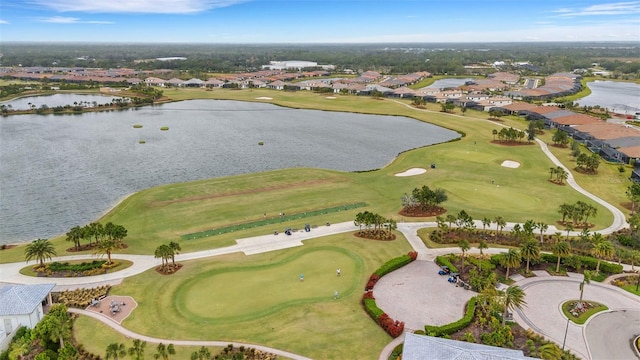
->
[562, 316, 570, 350]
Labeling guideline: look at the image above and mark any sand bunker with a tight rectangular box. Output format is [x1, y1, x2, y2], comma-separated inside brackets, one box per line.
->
[501, 160, 520, 168]
[395, 168, 427, 177]
[256, 97, 273, 100]
[326, 96, 337, 99]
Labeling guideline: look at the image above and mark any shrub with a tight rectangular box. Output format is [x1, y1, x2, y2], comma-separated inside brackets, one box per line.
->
[466, 256, 495, 271]
[408, 251, 418, 261]
[139, 140, 146, 144]
[160, 126, 169, 131]
[363, 298, 384, 320]
[133, 124, 143, 128]
[425, 297, 477, 336]
[435, 255, 458, 273]
[365, 274, 380, 291]
[374, 254, 413, 278]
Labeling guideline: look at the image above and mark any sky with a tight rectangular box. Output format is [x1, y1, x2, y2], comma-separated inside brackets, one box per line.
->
[0, 0, 639, 43]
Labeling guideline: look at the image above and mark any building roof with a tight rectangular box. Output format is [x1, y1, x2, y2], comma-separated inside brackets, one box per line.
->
[550, 114, 601, 126]
[402, 333, 538, 360]
[574, 122, 640, 140]
[0, 283, 55, 316]
[500, 102, 539, 112]
[619, 145, 640, 158]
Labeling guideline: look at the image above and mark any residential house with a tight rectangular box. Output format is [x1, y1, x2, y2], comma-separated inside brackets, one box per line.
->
[0, 283, 55, 351]
[402, 333, 537, 360]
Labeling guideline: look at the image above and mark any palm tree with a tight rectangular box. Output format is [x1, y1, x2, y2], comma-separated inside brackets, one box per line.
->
[86, 222, 104, 246]
[494, 216, 506, 236]
[459, 239, 470, 258]
[478, 240, 488, 256]
[25, 238, 57, 267]
[536, 222, 548, 243]
[95, 237, 121, 265]
[579, 270, 592, 307]
[154, 244, 172, 270]
[520, 240, 540, 273]
[168, 241, 181, 266]
[154, 343, 175, 360]
[106, 343, 127, 360]
[128, 339, 146, 360]
[482, 217, 491, 232]
[191, 346, 211, 360]
[502, 285, 527, 326]
[538, 343, 563, 360]
[565, 223, 574, 240]
[66, 225, 84, 251]
[553, 241, 571, 273]
[500, 249, 521, 279]
[591, 240, 614, 273]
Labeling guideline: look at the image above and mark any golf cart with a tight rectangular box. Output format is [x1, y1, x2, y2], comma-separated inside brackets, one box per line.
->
[448, 273, 459, 283]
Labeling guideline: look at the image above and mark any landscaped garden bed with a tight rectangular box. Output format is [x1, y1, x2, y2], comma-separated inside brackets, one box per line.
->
[21, 259, 133, 277]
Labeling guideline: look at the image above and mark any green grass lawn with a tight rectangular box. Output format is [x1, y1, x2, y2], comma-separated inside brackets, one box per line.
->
[73, 316, 228, 359]
[621, 284, 640, 296]
[73, 233, 411, 360]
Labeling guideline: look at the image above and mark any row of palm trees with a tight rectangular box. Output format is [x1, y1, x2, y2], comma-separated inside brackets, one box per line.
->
[25, 222, 128, 268]
[154, 242, 182, 270]
[558, 201, 598, 227]
[548, 166, 569, 184]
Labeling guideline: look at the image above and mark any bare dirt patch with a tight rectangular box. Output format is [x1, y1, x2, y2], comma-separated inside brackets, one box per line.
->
[155, 263, 184, 275]
[399, 206, 446, 217]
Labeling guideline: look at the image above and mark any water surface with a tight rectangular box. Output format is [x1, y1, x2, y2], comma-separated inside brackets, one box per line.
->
[0, 99, 459, 243]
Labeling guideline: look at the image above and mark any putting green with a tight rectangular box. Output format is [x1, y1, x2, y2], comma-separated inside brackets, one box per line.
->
[175, 247, 362, 322]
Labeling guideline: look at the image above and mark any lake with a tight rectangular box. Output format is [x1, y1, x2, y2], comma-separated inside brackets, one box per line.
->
[1, 93, 120, 111]
[576, 81, 640, 115]
[0, 98, 459, 243]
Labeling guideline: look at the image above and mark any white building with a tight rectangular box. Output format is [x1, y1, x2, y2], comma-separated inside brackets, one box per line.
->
[262, 60, 334, 71]
[0, 283, 55, 351]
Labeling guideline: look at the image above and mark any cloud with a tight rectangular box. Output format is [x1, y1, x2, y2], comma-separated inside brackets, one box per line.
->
[30, 0, 247, 14]
[555, 1, 640, 16]
[38, 16, 113, 24]
[0, 20, 9, 24]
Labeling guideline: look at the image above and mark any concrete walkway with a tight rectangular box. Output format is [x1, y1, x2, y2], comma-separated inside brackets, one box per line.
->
[68, 308, 313, 360]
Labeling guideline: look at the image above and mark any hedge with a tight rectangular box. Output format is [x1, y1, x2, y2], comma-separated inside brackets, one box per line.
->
[466, 256, 495, 271]
[363, 297, 384, 320]
[435, 255, 458, 273]
[374, 254, 414, 277]
[424, 297, 477, 336]
[541, 254, 623, 274]
[48, 260, 106, 272]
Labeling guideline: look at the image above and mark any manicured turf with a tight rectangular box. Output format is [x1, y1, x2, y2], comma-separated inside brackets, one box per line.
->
[73, 316, 227, 359]
[86, 234, 411, 359]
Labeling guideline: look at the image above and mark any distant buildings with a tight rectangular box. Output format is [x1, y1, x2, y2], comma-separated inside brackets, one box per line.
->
[261, 60, 335, 71]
